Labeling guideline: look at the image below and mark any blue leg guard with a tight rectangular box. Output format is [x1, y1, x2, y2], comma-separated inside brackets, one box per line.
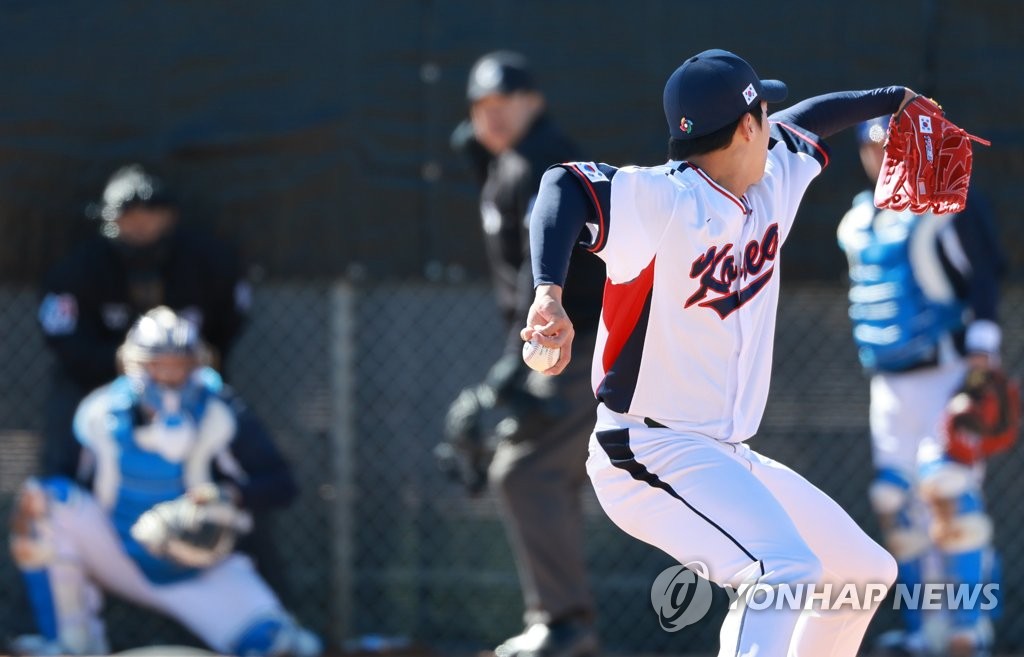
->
[937, 536, 1003, 630]
[945, 548, 984, 629]
[896, 557, 925, 634]
[13, 477, 75, 641]
[986, 549, 1002, 621]
[233, 618, 286, 657]
[919, 458, 996, 652]
[22, 569, 59, 642]
[870, 467, 928, 634]
[231, 615, 322, 657]
[10, 476, 107, 655]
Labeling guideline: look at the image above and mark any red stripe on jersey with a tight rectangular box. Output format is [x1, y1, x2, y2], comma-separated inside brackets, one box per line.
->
[564, 163, 608, 252]
[601, 257, 656, 375]
[772, 121, 830, 169]
[685, 163, 748, 215]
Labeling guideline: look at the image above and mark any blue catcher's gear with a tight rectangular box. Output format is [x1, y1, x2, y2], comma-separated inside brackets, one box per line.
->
[231, 614, 323, 657]
[869, 467, 928, 635]
[919, 456, 1000, 650]
[838, 193, 967, 372]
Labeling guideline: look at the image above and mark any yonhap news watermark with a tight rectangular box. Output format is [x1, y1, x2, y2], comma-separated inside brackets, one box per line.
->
[650, 562, 999, 632]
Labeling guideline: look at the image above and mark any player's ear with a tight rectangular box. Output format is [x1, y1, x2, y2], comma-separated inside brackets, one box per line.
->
[737, 113, 757, 142]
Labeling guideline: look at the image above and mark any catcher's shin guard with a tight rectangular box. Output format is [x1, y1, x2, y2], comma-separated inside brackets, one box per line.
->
[10, 477, 109, 655]
[869, 467, 929, 634]
[231, 614, 322, 657]
[918, 458, 999, 637]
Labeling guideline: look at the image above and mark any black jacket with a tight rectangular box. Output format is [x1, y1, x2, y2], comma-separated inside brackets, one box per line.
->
[455, 114, 605, 350]
[38, 226, 248, 390]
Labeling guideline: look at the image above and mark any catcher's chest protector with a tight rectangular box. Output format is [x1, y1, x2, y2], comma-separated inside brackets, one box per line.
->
[77, 382, 235, 583]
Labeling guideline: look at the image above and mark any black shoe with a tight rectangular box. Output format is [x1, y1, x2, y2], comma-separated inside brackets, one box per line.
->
[494, 620, 598, 657]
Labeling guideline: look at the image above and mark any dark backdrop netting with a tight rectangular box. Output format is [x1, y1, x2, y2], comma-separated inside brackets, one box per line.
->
[0, 1, 1019, 284]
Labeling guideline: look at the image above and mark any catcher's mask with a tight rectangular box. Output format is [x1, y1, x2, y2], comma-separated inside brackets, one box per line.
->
[118, 307, 211, 416]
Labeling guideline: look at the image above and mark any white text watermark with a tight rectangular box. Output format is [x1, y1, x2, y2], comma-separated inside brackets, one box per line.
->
[650, 561, 999, 632]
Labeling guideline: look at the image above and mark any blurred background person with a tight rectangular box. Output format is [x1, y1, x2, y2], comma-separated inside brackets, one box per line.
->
[439, 50, 605, 657]
[32, 162, 299, 617]
[837, 116, 1007, 657]
[9, 307, 318, 656]
[37, 163, 250, 478]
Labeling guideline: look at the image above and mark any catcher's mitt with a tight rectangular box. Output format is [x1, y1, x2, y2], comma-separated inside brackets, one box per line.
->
[874, 95, 990, 215]
[434, 383, 494, 496]
[130, 483, 252, 569]
[944, 366, 1020, 465]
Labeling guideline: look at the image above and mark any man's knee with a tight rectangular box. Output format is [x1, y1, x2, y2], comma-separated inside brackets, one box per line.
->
[761, 548, 824, 588]
[488, 444, 537, 498]
[869, 543, 899, 588]
[919, 461, 992, 553]
[9, 477, 80, 569]
[869, 467, 930, 562]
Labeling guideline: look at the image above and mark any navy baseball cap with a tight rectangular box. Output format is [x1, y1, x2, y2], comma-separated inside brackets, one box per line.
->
[467, 51, 536, 102]
[663, 49, 787, 140]
[857, 116, 891, 145]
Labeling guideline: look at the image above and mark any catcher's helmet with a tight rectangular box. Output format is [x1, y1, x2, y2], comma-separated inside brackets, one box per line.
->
[118, 307, 207, 378]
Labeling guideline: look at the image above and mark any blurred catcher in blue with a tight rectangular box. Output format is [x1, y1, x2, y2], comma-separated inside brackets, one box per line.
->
[9, 307, 320, 657]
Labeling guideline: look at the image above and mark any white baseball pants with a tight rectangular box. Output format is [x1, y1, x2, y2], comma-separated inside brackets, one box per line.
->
[587, 409, 897, 657]
[869, 359, 968, 476]
[26, 483, 288, 654]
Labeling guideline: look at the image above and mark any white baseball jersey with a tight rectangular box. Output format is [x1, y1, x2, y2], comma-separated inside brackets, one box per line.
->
[562, 122, 828, 442]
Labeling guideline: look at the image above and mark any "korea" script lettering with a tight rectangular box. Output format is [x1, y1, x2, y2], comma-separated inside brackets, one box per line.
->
[684, 223, 780, 319]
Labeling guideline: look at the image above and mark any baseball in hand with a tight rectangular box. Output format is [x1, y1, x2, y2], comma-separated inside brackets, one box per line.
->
[522, 335, 560, 372]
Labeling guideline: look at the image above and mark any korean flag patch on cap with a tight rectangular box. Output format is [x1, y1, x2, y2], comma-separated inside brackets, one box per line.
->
[742, 83, 757, 105]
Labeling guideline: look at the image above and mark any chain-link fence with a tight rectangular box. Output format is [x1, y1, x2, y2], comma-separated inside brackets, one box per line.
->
[2, 281, 1023, 654]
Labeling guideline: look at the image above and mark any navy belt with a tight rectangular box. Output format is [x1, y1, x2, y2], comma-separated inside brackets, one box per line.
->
[644, 417, 668, 429]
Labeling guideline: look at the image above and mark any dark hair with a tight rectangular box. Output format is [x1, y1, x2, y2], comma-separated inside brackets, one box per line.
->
[668, 104, 763, 161]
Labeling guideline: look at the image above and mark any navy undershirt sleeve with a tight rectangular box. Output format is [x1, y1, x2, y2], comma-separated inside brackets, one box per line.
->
[530, 166, 593, 288]
[771, 87, 906, 139]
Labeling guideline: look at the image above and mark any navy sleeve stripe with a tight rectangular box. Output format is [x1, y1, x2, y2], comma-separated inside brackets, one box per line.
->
[771, 121, 830, 169]
[557, 163, 613, 253]
[531, 165, 593, 287]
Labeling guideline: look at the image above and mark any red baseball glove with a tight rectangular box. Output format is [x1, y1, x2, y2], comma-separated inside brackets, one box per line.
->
[944, 366, 1020, 465]
[874, 96, 991, 215]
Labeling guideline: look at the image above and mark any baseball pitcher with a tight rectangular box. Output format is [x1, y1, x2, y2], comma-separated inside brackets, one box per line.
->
[521, 48, 988, 656]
